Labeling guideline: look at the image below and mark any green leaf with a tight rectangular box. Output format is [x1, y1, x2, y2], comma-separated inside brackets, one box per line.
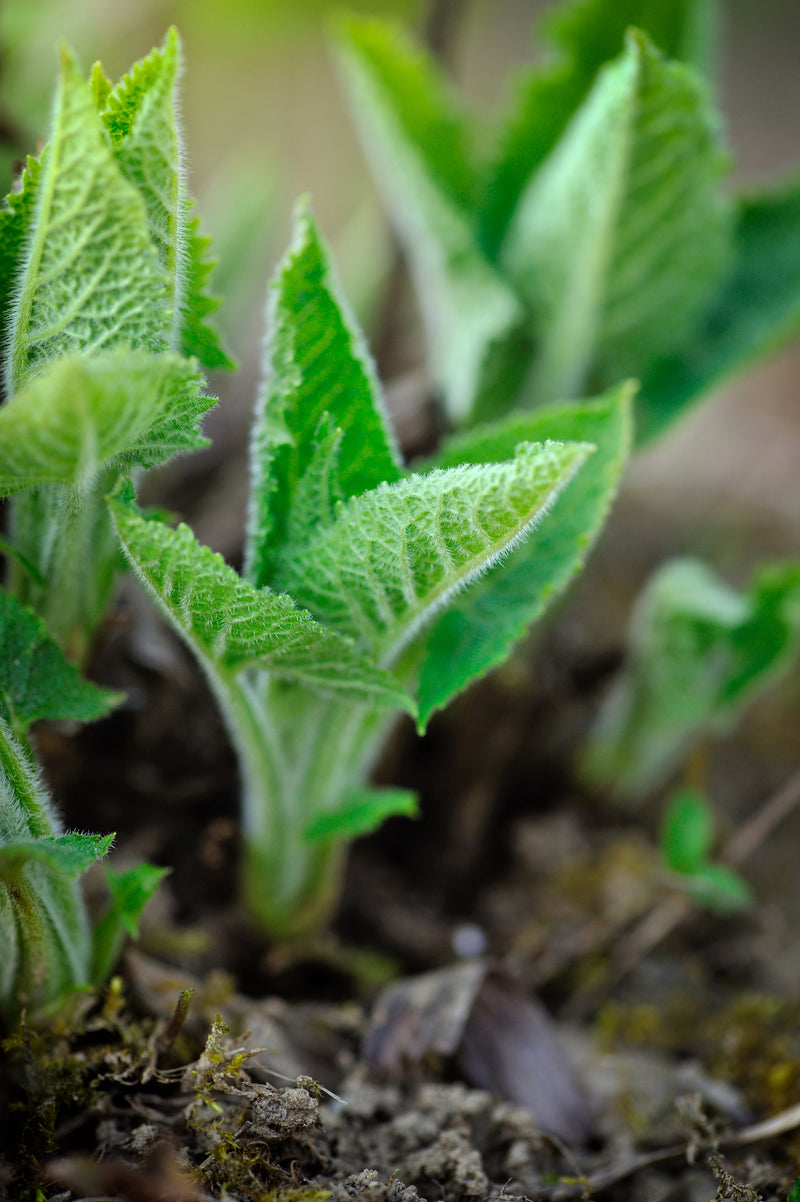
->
[660, 789, 713, 873]
[5, 46, 170, 394]
[501, 30, 730, 404]
[98, 28, 184, 343]
[109, 479, 415, 713]
[582, 558, 800, 800]
[788, 1176, 800, 1202]
[0, 831, 113, 882]
[682, 863, 752, 913]
[0, 154, 44, 386]
[274, 439, 593, 669]
[90, 861, 169, 984]
[0, 590, 122, 737]
[245, 203, 401, 587]
[638, 176, 800, 441]
[0, 349, 212, 494]
[415, 383, 633, 728]
[304, 787, 419, 844]
[480, 0, 718, 255]
[335, 16, 526, 423]
[180, 206, 236, 370]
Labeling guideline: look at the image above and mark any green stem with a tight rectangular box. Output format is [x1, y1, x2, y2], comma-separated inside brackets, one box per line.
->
[214, 670, 393, 939]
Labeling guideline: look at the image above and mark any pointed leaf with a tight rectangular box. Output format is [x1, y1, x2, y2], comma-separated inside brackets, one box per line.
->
[5, 46, 170, 394]
[582, 558, 800, 800]
[274, 440, 593, 669]
[682, 863, 752, 913]
[91, 861, 169, 983]
[109, 479, 415, 713]
[304, 787, 419, 844]
[180, 206, 236, 369]
[660, 789, 713, 873]
[246, 203, 401, 587]
[501, 30, 730, 403]
[0, 349, 212, 494]
[480, 0, 718, 254]
[638, 176, 800, 440]
[0, 154, 44, 384]
[335, 17, 526, 422]
[99, 28, 183, 335]
[0, 590, 122, 736]
[0, 831, 113, 882]
[415, 383, 633, 727]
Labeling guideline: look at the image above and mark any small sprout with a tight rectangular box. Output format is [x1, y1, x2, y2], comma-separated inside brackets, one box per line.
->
[660, 790, 752, 914]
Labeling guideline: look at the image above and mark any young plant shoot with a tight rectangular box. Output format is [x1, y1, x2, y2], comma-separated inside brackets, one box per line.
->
[660, 788, 751, 913]
[0, 30, 229, 661]
[110, 206, 633, 939]
[335, 1, 800, 437]
[582, 558, 800, 802]
[0, 590, 165, 1023]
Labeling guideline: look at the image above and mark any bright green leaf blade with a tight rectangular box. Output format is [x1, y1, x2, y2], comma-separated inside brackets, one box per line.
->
[246, 203, 401, 587]
[5, 46, 170, 394]
[98, 28, 184, 346]
[479, 0, 717, 256]
[304, 787, 419, 845]
[90, 861, 169, 984]
[582, 558, 800, 801]
[660, 789, 713, 873]
[0, 349, 212, 494]
[275, 440, 593, 669]
[0, 590, 122, 735]
[415, 383, 633, 728]
[109, 479, 415, 713]
[335, 16, 526, 423]
[788, 1177, 800, 1202]
[501, 30, 730, 404]
[0, 831, 113, 881]
[180, 206, 236, 370]
[638, 177, 800, 441]
[682, 863, 752, 913]
[0, 154, 44, 388]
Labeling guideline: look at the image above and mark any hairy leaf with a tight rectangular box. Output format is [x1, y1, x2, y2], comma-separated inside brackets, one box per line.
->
[0, 349, 212, 494]
[415, 383, 633, 727]
[0, 591, 121, 738]
[335, 16, 526, 422]
[5, 47, 170, 393]
[501, 30, 730, 403]
[180, 206, 236, 369]
[0, 831, 113, 882]
[246, 204, 401, 587]
[275, 440, 592, 669]
[480, 0, 717, 254]
[638, 176, 800, 440]
[109, 480, 414, 713]
[304, 787, 419, 844]
[582, 559, 800, 800]
[0, 154, 43, 385]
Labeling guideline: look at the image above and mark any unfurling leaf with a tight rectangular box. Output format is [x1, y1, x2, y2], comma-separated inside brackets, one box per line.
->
[304, 787, 419, 844]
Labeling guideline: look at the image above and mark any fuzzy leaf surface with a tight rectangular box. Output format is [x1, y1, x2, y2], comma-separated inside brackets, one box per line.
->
[414, 383, 632, 727]
[180, 207, 235, 369]
[275, 440, 592, 669]
[638, 177, 800, 440]
[582, 559, 800, 800]
[480, 0, 717, 254]
[304, 787, 419, 844]
[0, 831, 113, 882]
[502, 31, 729, 403]
[91, 861, 169, 983]
[335, 17, 526, 422]
[0, 155, 43, 384]
[0, 349, 212, 494]
[109, 480, 414, 712]
[0, 591, 121, 737]
[5, 47, 169, 393]
[246, 205, 400, 587]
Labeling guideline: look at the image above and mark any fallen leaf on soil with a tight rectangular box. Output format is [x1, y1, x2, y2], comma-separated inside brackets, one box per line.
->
[363, 960, 593, 1144]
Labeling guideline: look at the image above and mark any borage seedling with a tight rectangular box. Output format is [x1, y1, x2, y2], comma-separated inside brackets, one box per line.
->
[0, 589, 165, 1023]
[0, 30, 229, 661]
[110, 206, 633, 939]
